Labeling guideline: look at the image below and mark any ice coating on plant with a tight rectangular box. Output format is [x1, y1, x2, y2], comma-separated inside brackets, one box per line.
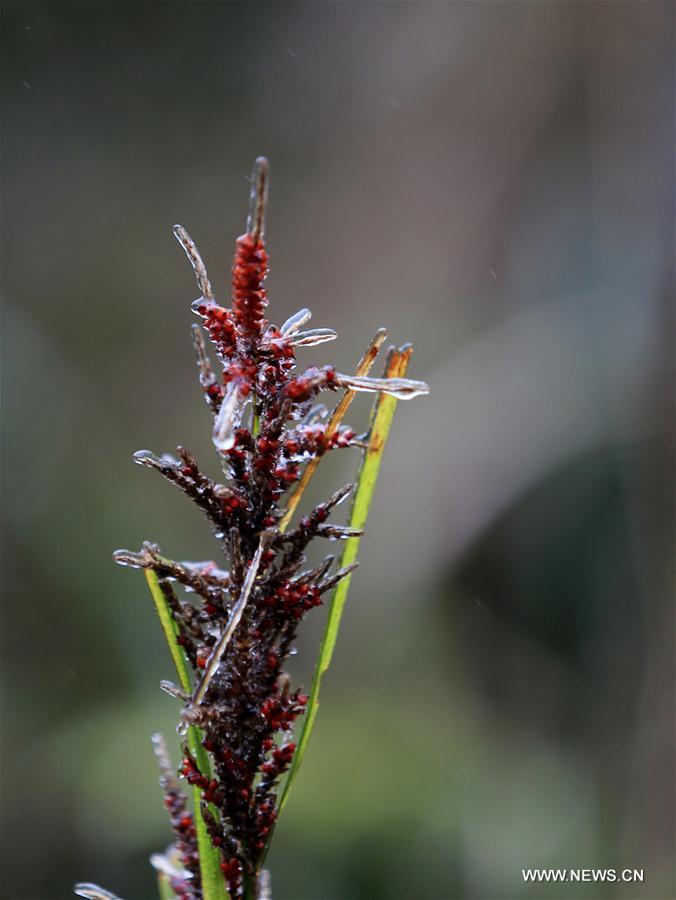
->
[150, 852, 193, 883]
[246, 156, 269, 242]
[280, 307, 311, 335]
[287, 328, 337, 347]
[109, 158, 428, 900]
[173, 224, 215, 302]
[211, 383, 241, 452]
[74, 885, 122, 900]
[334, 372, 430, 399]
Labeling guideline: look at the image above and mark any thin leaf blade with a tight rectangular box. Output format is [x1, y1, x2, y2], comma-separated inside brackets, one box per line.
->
[143, 570, 230, 900]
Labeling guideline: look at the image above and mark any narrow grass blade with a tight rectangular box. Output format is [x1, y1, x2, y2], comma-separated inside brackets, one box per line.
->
[143, 570, 230, 900]
[144, 570, 193, 693]
[277, 344, 414, 814]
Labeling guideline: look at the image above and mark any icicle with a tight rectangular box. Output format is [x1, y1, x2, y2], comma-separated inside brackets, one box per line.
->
[288, 328, 337, 347]
[173, 224, 214, 301]
[316, 524, 364, 540]
[74, 885, 123, 900]
[212, 383, 241, 452]
[132, 449, 179, 470]
[112, 548, 147, 569]
[191, 324, 217, 390]
[334, 372, 430, 399]
[280, 307, 312, 335]
[112, 543, 159, 569]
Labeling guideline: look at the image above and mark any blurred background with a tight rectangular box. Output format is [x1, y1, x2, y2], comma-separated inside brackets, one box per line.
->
[2, 3, 674, 899]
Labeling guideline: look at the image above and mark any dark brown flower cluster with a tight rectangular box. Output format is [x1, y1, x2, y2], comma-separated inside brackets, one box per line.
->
[113, 158, 428, 899]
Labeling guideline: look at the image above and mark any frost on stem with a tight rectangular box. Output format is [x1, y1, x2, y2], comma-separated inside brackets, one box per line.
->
[246, 156, 269, 243]
[173, 225, 214, 302]
[112, 157, 429, 899]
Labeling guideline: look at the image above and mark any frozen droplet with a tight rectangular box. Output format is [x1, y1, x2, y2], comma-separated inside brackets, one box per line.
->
[212, 384, 241, 452]
[176, 719, 189, 737]
[334, 373, 429, 399]
[160, 680, 186, 700]
[112, 548, 144, 569]
[133, 450, 178, 470]
[113, 542, 159, 569]
[317, 524, 364, 540]
[289, 328, 337, 347]
[280, 307, 311, 335]
[133, 449, 160, 466]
